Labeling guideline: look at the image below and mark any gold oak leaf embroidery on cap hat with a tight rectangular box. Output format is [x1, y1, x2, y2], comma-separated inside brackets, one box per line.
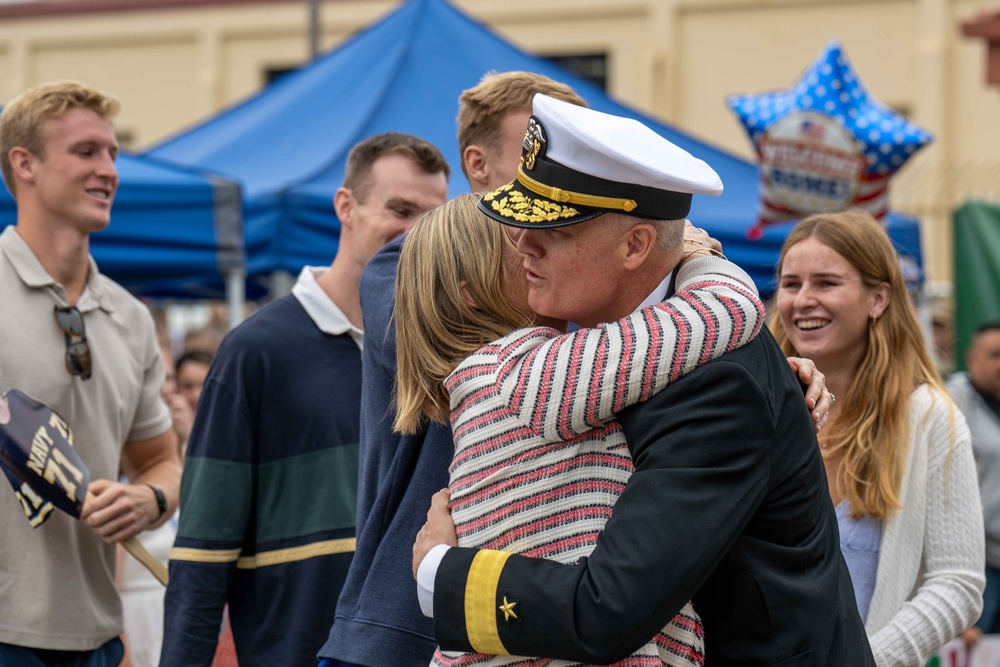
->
[483, 183, 579, 224]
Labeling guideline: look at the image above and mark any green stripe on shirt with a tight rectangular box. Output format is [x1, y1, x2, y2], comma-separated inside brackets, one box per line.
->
[178, 445, 359, 543]
[257, 444, 359, 542]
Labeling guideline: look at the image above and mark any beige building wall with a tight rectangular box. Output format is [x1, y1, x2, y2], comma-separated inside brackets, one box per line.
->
[0, 0, 996, 286]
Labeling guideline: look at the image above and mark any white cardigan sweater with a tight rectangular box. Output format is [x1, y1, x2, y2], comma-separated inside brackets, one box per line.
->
[865, 384, 985, 666]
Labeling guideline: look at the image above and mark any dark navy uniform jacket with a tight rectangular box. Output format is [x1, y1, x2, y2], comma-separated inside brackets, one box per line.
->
[433, 327, 875, 667]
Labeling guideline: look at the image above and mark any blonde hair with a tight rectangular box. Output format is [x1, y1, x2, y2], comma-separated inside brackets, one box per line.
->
[457, 71, 586, 181]
[1, 81, 120, 196]
[394, 193, 532, 433]
[769, 209, 952, 519]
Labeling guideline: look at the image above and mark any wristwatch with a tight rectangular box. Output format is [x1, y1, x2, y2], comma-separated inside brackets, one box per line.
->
[144, 483, 168, 519]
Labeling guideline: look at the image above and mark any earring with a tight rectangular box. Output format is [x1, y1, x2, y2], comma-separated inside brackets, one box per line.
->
[869, 313, 879, 325]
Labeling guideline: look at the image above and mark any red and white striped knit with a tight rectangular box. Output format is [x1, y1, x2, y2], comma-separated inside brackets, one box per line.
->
[432, 256, 764, 667]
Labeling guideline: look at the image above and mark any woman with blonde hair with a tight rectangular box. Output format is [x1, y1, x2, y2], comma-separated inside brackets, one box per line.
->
[771, 209, 984, 666]
[395, 193, 766, 667]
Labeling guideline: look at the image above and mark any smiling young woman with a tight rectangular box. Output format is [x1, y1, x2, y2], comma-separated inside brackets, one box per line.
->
[769, 209, 985, 667]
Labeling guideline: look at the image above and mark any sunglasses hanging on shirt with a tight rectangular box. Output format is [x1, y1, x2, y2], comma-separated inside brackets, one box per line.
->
[53, 306, 92, 381]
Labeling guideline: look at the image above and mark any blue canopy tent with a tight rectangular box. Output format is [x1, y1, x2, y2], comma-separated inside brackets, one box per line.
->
[149, 0, 920, 295]
[0, 150, 245, 310]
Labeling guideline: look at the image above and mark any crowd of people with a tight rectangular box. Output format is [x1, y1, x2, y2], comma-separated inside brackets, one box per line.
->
[0, 69, 994, 667]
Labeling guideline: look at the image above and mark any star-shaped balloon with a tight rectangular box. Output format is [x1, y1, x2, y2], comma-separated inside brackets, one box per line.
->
[728, 40, 932, 238]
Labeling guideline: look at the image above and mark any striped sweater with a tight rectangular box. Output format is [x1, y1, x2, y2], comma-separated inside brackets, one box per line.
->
[433, 256, 764, 667]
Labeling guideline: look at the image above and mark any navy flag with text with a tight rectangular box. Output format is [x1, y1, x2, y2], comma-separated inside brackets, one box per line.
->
[0, 389, 89, 523]
[0, 388, 169, 585]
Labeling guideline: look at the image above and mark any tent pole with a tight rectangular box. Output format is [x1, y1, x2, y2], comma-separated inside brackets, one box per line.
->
[268, 270, 296, 301]
[226, 269, 246, 330]
[308, 0, 321, 59]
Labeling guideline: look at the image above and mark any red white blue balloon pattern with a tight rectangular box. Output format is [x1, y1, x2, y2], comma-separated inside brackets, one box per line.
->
[727, 40, 932, 238]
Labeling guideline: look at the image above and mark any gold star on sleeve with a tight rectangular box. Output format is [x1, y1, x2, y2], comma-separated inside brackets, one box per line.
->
[499, 596, 519, 623]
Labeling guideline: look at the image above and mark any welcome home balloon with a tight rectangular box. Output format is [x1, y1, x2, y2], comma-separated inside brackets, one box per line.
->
[728, 41, 932, 238]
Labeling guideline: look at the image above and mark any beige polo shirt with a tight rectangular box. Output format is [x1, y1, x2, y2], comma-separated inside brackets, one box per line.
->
[0, 226, 172, 651]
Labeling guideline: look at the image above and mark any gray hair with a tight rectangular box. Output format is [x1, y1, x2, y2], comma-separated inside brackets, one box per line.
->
[608, 213, 685, 252]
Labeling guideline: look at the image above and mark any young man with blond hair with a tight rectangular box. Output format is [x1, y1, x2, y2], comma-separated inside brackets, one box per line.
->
[0, 81, 180, 666]
[457, 71, 585, 192]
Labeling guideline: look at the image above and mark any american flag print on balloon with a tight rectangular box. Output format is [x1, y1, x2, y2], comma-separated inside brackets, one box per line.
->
[727, 40, 932, 238]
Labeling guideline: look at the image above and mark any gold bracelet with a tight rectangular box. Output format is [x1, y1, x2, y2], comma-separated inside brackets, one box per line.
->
[683, 237, 706, 246]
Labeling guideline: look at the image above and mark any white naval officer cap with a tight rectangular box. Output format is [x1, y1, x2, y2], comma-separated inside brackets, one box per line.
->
[479, 93, 724, 228]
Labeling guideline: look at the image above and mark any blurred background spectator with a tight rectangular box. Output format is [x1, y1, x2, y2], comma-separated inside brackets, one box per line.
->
[948, 322, 1000, 640]
[118, 342, 215, 667]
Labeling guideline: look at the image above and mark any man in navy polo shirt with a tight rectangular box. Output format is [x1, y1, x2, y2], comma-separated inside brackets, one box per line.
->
[161, 133, 449, 667]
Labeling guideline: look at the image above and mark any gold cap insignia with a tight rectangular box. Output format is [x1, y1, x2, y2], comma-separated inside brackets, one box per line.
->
[521, 117, 545, 171]
[499, 595, 520, 625]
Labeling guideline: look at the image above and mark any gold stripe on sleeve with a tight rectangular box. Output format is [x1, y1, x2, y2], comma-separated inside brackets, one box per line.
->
[236, 538, 356, 569]
[169, 547, 242, 563]
[465, 550, 512, 655]
[169, 538, 356, 568]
